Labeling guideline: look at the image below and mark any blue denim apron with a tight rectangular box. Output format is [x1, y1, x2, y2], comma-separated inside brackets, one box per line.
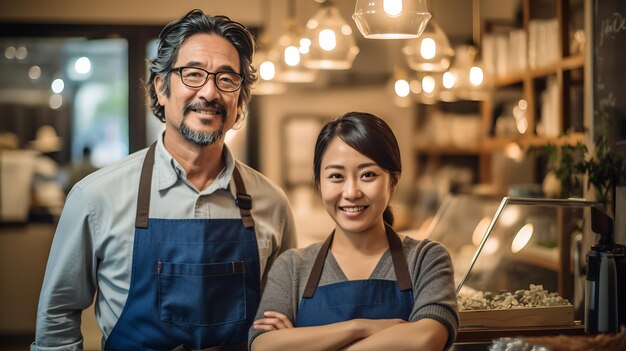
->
[295, 225, 414, 327]
[105, 143, 259, 351]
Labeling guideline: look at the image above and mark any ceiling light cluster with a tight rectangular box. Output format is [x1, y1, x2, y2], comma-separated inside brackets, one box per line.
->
[253, 0, 488, 103]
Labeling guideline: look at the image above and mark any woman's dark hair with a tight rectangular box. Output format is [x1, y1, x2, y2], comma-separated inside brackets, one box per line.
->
[313, 112, 402, 225]
[146, 9, 258, 123]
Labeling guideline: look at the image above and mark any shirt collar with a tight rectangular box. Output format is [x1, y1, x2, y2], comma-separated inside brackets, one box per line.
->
[154, 132, 235, 195]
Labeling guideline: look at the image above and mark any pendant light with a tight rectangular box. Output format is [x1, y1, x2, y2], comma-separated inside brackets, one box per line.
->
[352, 0, 432, 39]
[272, 0, 318, 83]
[251, 0, 288, 94]
[444, 0, 490, 100]
[402, 19, 454, 72]
[389, 66, 421, 108]
[303, 0, 359, 70]
[251, 40, 287, 95]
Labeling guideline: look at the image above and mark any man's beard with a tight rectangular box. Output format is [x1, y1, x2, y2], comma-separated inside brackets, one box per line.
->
[179, 100, 226, 147]
[179, 120, 223, 146]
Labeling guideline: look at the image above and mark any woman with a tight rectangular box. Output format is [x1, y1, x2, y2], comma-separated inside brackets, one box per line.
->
[249, 112, 458, 351]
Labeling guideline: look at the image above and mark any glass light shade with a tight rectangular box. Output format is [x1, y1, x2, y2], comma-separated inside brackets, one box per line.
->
[411, 72, 456, 104]
[402, 19, 454, 72]
[251, 49, 287, 95]
[446, 45, 490, 101]
[388, 67, 412, 107]
[353, 0, 432, 39]
[272, 19, 318, 83]
[303, 4, 360, 70]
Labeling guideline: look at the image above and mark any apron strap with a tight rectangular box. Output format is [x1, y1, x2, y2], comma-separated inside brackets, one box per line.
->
[231, 165, 255, 229]
[135, 143, 255, 230]
[302, 230, 334, 298]
[302, 225, 413, 298]
[385, 224, 412, 291]
[135, 142, 156, 228]
[171, 342, 247, 351]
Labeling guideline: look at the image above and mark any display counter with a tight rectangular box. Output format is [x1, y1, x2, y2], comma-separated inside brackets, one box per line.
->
[425, 195, 603, 342]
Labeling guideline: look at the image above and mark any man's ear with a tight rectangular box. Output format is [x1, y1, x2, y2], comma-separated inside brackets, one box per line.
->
[232, 106, 246, 130]
[154, 75, 166, 104]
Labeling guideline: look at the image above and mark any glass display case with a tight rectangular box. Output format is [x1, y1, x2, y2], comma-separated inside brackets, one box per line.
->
[425, 194, 602, 326]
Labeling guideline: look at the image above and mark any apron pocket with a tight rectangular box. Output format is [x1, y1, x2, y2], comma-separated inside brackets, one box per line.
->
[158, 260, 246, 326]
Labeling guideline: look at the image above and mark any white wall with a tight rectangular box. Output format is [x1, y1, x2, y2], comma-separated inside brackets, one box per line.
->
[257, 85, 416, 192]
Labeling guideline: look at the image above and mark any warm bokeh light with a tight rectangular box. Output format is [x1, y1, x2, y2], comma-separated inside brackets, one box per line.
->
[505, 143, 524, 162]
[299, 38, 311, 54]
[341, 24, 353, 36]
[383, 0, 403, 16]
[512, 223, 534, 253]
[420, 38, 436, 60]
[409, 79, 422, 94]
[469, 66, 484, 86]
[442, 71, 456, 89]
[483, 237, 500, 254]
[500, 207, 520, 227]
[394, 79, 410, 97]
[284, 46, 301, 66]
[516, 118, 528, 134]
[472, 216, 492, 246]
[319, 29, 337, 51]
[421, 75, 436, 94]
[259, 61, 276, 81]
[518, 99, 528, 110]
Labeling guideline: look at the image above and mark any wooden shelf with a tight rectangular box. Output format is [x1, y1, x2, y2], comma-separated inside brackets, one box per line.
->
[415, 133, 587, 155]
[414, 144, 483, 156]
[493, 55, 585, 88]
[480, 133, 587, 151]
[412, 0, 589, 204]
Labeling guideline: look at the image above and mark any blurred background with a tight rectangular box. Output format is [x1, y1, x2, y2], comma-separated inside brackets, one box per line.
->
[2, 0, 623, 349]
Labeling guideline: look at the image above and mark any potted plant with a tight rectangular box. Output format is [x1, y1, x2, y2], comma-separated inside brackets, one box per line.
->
[531, 110, 624, 218]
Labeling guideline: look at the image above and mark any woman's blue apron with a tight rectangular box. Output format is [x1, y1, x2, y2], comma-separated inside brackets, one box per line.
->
[295, 224, 414, 327]
[105, 143, 259, 351]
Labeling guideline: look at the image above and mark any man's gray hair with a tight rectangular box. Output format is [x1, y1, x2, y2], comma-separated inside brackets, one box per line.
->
[146, 9, 257, 123]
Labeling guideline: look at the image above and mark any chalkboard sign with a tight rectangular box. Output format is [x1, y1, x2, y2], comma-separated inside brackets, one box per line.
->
[592, 0, 626, 185]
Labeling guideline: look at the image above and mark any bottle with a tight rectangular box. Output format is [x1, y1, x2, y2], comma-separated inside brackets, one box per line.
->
[584, 207, 620, 333]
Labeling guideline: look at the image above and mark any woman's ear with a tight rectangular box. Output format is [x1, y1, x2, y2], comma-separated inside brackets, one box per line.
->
[391, 172, 401, 191]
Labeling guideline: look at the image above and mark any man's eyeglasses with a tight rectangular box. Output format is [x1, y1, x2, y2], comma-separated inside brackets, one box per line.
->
[169, 67, 243, 92]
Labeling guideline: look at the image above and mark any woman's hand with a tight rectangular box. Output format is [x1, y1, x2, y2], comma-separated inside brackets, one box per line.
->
[252, 311, 294, 331]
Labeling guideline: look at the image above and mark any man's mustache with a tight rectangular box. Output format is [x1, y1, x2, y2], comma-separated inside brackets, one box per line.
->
[183, 100, 227, 118]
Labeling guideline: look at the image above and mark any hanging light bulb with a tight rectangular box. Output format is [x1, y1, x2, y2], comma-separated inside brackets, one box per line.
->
[421, 75, 436, 94]
[251, 44, 287, 95]
[449, 44, 490, 100]
[388, 66, 412, 107]
[394, 78, 410, 97]
[449, 0, 490, 100]
[352, 0, 431, 39]
[412, 72, 456, 104]
[402, 19, 454, 72]
[273, 19, 318, 83]
[304, 1, 359, 70]
[250, 0, 288, 94]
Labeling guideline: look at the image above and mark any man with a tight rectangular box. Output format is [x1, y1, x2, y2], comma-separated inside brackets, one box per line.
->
[32, 9, 297, 351]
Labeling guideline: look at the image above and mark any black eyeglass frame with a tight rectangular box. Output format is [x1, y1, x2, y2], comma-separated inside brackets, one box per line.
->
[168, 66, 244, 92]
